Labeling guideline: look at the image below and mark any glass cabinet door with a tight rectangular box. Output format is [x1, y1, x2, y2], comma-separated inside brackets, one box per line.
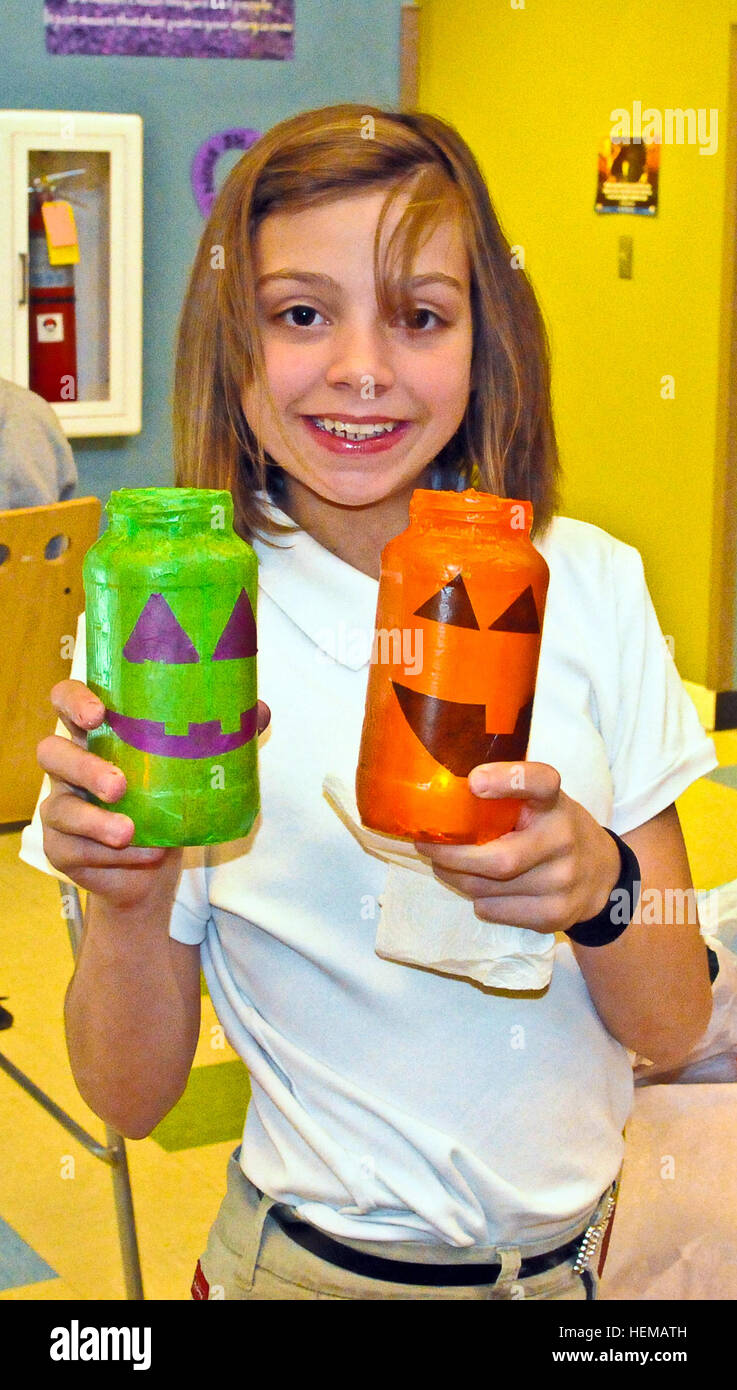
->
[0, 111, 142, 437]
[27, 148, 111, 406]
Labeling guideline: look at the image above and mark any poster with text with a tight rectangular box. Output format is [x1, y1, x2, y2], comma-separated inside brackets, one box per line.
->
[595, 138, 660, 215]
[45, 1, 295, 60]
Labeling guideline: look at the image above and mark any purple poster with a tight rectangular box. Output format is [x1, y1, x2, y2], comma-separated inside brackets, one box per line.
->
[45, 1, 295, 60]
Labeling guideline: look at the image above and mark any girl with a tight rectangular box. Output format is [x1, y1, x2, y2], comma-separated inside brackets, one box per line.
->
[34, 104, 717, 1301]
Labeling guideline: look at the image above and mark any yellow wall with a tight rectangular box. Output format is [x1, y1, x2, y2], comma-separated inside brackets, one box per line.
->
[418, 0, 737, 687]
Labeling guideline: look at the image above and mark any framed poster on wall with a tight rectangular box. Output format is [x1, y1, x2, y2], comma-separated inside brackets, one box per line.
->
[44, 1, 295, 60]
[595, 137, 660, 215]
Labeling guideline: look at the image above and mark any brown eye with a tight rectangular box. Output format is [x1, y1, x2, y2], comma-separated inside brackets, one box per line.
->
[400, 307, 442, 331]
[281, 305, 325, 327]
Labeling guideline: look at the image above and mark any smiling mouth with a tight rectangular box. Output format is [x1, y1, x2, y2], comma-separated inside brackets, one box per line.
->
[391, 683, 533, 778]
[106, 705, 258, 759]
[308, 416, 406, 442]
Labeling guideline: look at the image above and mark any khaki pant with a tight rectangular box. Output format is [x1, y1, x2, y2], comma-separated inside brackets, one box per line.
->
[196, 1153, 605, 1301]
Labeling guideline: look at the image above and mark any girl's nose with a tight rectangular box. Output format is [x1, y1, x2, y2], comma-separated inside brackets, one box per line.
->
[324, 319, 396, 395]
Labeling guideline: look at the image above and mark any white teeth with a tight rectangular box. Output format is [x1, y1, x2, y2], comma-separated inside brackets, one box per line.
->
[312, 417, 400, 441]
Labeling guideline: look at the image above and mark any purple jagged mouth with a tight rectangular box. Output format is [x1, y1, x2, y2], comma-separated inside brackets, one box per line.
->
[105, 705, 258, 759]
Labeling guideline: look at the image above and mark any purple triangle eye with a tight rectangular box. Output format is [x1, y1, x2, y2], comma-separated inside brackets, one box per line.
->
[123, 594, 200, 664]
[212, 589, 257, 660]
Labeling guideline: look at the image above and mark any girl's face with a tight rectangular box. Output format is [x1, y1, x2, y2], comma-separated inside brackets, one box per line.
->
[243, 187, 473, 510]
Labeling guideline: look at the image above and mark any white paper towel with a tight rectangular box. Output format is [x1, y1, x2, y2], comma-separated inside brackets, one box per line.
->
[323, 774, 556, 991]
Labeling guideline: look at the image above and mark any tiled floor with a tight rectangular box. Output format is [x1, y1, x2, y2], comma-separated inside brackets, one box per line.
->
[1, 736, 736, 1300]
[0, 827, 249, 1300]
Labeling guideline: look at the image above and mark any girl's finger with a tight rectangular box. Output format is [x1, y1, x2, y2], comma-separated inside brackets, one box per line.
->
[50, 680, 106, 743]
[468, 761, 561, 805]
[41, 823, 167, 872]
[429, 859, 554, 901]
[37, 734, 126, 804]
[471, 893, 568, 934]
[415, 817, 568, 879]
[41, 787, 137, 850]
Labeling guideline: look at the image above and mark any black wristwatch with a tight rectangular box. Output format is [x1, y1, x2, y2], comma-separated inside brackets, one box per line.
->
[565, 829, 641, 946]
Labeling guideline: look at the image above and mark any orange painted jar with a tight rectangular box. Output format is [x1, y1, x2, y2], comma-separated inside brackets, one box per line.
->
[356, 488, 549, 844]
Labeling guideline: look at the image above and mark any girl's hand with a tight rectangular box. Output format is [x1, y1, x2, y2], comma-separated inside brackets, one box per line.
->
[414, 761, 621, 935]
[37, 680, 271, 912]
[38, 679, 179, 911]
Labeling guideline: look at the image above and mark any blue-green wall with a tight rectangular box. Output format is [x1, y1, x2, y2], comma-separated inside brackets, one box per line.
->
[1, 0, 403, 507]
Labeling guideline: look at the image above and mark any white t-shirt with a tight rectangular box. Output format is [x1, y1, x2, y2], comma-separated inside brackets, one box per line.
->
[21, 504, 718, 1249]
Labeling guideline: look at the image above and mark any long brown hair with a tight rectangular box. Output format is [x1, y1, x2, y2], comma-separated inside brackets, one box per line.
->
[173, 103, 562, 540]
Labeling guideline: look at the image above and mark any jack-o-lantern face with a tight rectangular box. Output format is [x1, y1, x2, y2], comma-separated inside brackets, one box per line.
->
[85, 531, 260, 845]
[356, 495, 549, 843]
[391, 573, 540, 777]
[93, 586, 258, 762]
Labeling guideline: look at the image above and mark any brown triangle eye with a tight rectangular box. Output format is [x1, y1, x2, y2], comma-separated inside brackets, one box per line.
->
[413, 573, 479, 629]
[212, 589, 257, 660]
[123, 594, 199, 664]
[489, 586, 540, 634]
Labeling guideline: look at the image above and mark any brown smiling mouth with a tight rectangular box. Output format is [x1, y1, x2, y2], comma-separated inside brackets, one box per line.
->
[391, 683, 533, 778]
[106, 706, 258, 759]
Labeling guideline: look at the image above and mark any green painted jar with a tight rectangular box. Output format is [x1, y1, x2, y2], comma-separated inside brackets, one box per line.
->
[83, 487, 259, 846]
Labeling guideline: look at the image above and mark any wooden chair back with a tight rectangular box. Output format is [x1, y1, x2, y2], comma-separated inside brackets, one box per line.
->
[0, 496, 101, 823]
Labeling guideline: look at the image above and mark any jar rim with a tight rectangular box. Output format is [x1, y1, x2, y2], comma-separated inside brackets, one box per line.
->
[107, 487, 233, 517]
[410, 488, 533, 529]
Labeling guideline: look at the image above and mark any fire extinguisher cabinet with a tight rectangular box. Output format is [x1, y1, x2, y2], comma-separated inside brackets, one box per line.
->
[0, 110, 142, 437]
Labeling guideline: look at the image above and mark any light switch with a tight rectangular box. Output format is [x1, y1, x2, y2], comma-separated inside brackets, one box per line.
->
[618, 236, 633, 279]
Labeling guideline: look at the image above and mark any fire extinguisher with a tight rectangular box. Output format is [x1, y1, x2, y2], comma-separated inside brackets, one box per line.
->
[28, 173, 81, 404]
